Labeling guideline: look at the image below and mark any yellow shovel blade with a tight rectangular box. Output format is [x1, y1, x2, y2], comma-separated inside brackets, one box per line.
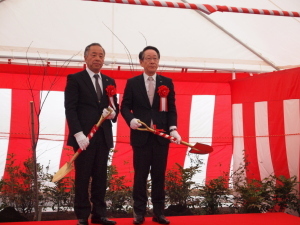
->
[52, 162, 73, 182]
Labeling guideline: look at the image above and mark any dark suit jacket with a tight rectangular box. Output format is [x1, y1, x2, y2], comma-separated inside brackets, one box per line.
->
[121, 74, 177, 147]
[65, 69, 119, 150]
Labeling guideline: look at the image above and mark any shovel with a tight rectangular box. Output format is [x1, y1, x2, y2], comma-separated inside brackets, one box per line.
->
[52, 108, 112, 182]
[137, 120, 213, 154]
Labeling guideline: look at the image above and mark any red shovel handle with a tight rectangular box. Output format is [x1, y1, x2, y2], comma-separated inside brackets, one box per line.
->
[137, 120, 213, 154]
[76, 107, 113, 154]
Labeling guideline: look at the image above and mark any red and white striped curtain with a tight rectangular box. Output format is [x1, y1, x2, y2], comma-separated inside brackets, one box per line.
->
[231, 68, 300, 189]
[0, 64, 299, 187]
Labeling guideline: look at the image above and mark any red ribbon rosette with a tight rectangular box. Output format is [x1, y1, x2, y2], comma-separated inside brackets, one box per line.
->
[106, 85, 117, 110]
[157, 85, 169, 112]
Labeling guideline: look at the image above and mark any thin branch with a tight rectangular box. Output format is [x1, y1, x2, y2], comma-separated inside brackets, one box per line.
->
[102, 22, 135, 75]
[139, 31, 147, 46]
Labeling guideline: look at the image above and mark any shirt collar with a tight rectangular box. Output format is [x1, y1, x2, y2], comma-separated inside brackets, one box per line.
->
[86, 67, 101, 80]
[143, 73, 156, 82]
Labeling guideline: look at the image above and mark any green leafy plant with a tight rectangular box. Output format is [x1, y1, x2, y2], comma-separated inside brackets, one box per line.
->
[43, 175, 75, 212]
[270, 175, 300, 214]
[164, 163, 200, 216]
[105, 164, 133, 217]
[230, 152, 299, 215]
[196, 176, 233, 215]
[1, 150, 299, 220]
[43, 147, 76, 213]
[232, 177, 274, 213]
[165, 163, 199, 206]
[0, 153, 48, 217]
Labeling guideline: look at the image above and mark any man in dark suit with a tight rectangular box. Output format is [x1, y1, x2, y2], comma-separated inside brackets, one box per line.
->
[121, 46, 181, 224]
[65, 43, 119, 225]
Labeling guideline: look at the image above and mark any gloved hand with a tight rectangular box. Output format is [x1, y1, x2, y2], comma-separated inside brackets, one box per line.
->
[74, 131, 89, 150]
[130, 118, 142, 129]
[102, 106, 116, 119]
[170, 130, 181, 144]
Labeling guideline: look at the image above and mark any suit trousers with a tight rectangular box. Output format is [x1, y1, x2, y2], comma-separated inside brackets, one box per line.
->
[132, 133, 169, 216]
[74, 128, 110, 219]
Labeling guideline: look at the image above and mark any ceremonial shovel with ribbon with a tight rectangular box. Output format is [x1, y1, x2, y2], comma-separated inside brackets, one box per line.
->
[137, 120, 213, 154]
[52, 108, 113, 182]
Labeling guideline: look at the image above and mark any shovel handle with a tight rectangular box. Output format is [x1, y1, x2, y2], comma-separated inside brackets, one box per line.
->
[136, 120, 212, 154]
[52, 108, 113, 182]
[180, 140, 193, 147]
[69, 151, 80, 163]
[77, 107, 113, 151]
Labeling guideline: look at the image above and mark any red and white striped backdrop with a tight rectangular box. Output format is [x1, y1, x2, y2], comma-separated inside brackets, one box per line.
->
[231, 68, 300, 190]
[0, 65, 233, 186]
[0, 64, 299, 187]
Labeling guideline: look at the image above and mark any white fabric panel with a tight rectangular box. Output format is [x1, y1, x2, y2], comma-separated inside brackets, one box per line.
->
[109, 94, 119, 165]
[0, 89, 11, 179]
[232, 104, 245, 175]
[283, 99, 300, 180]
[112, 94, 119, 146]
[255, 101, 274, 179]
[36, 91, 65, 176]
[184, 95, 215, 185]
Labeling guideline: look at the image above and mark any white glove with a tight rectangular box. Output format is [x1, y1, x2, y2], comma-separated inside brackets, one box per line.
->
[170, 130, 181, 144]
[130, 118, 142, 130]
[74, 131, 89, 150]
[102, 106, 116, 119]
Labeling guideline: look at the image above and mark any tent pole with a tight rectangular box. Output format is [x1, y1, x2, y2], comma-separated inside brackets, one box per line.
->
[180, 0, 280, 71]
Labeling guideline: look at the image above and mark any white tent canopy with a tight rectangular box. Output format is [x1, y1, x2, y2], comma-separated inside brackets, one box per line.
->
[1, 0, 300, 73]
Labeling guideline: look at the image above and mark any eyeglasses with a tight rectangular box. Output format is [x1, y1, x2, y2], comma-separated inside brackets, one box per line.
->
[143, 57, 159, 62]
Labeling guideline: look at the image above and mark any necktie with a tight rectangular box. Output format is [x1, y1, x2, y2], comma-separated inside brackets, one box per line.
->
[148, 76, 155, 105]
[94, 74, 102, 102]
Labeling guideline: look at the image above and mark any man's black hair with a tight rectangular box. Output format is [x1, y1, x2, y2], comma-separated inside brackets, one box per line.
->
[139, 46, 160, 60]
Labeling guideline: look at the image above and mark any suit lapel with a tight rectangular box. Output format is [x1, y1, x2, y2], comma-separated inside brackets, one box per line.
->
[81, 70, 98, 102]
[153, 75, 164, 106]
[101, 73, 113, 105]
[102, 73, 112, 105]
[101, 73, 108, 97]
[136, 75, 149, 105]
[138, 74, 165, 107]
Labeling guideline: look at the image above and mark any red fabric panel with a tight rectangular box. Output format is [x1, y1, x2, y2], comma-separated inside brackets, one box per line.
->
[242, 102, 261, 181]
[235, 73, 253, 80]
[111, 94, 134, 185]
[111, 143, 134, 186]
[231, 67, 300, 104]
[174, 81, 230, 96]
[166, 93, 192, 170]
[0, 72, 67, 91]
[57, 122, 75, 183]
[268, 100, 290, 178]
[3, 89, 40, 180]
[206, 94, 233, 182]
[0, 63, 235, 85]
[0, 63, 81, 76]
[59, 121, 73, 166]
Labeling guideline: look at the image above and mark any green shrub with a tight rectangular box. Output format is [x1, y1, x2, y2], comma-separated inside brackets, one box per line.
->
[197, 176, 232, 215]
[0, 153, 47, 216]
[105, 164, 133, 215]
